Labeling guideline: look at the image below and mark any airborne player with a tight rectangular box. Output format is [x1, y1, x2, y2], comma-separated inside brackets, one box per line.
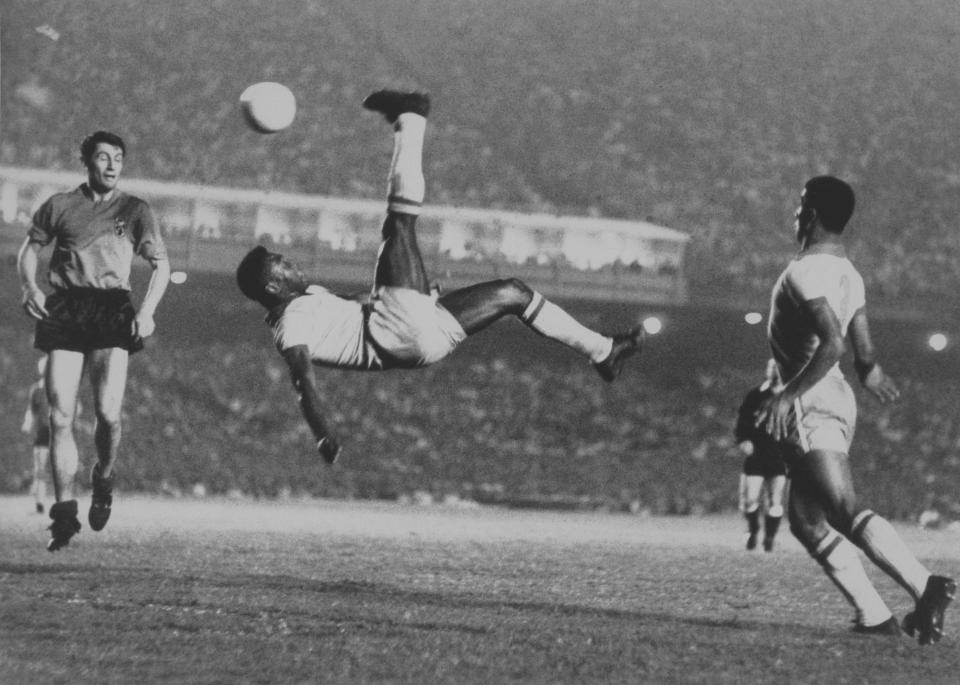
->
[236, 90, 643, 464]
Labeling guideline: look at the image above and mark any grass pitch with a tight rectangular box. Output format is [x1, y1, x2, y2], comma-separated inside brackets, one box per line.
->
[1, 495, 958, 684]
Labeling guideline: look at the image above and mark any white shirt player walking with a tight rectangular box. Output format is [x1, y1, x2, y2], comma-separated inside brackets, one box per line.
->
[755, 175, 955, 642]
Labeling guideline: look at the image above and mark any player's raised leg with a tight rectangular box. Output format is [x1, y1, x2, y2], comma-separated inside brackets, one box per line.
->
[363, 89, 432, 294]
[45, 350, 83, 551]
[439, 279, 643, 382]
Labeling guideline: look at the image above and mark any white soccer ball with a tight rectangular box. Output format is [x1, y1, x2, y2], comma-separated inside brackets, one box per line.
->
[239, 82, 296, 133]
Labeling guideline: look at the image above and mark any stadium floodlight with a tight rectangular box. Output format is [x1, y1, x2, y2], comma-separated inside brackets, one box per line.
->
[641, 316, 662, 335]
[744, 312, 763, 325]
[928, 333, 948, 352]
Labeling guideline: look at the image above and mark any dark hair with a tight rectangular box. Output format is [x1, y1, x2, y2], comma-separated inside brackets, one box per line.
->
[80, 131, 126, 164]
[236, 246, 271, 301]
[803, 176, 855, 233]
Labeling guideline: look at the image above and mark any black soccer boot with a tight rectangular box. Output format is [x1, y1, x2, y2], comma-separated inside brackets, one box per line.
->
[903, 575, 956, 645]
[851, 616, 902, 636]
[362, 90, 431, 124]
[48, 499, 81, 552]
[88, 462, 115, 531]
[593, 327, 644, 382]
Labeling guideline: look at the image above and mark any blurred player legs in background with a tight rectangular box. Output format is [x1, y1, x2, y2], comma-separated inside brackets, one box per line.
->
[21, 355, 53, 514]
[735, 359, 788, 552]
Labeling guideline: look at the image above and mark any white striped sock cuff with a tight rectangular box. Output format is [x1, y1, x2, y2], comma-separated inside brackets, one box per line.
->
[387, 195, 422, 216]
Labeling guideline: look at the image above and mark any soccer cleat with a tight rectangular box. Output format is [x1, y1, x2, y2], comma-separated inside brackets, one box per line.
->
[902, 575, 956, 645]
[362, 89, 431, 123]
[852, 616, 902, 636]
[593, 327, 644, 382]
[762, 537, 775, 552]
[36, 502, 45, 514]
[88, 462, 115, 532]
[47, 499, 81, 552]
[745, 532, 758, 551]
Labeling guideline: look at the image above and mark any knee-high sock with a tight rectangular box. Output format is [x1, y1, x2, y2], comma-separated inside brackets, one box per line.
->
[851, 510, 930, 601]
[745, 507, 760, 535]
[388, 113, 426, 215]
[521, 291, 612, 362]
[764, 514, 781, 539]
[814, 530, 892, 626]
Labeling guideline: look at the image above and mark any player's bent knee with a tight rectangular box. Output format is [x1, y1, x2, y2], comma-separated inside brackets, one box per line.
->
[49, 409, 74, 433]
[788, 518, 822, 550]
[502, 277, 533, 300]
[768, 504, 784, 518]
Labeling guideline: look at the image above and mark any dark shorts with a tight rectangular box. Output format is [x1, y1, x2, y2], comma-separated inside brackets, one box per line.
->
[35, 289, 144, 354]
[742, 452, 788, 478]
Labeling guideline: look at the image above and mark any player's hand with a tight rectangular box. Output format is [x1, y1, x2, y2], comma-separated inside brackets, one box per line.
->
[861, 364, 900, 403]
[754, 390, 794, 442]
[737, 440, 755, 457]
[21, 288, 48, 320]
[134, 312, 156, 339]
[317, 435, 342, 465]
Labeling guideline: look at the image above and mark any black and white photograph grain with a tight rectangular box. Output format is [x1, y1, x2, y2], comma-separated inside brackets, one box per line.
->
[1, 2, 959, 683]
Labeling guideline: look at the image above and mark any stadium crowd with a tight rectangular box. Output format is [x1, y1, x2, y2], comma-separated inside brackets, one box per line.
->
[2, 0, 959, 522]
[4, 0, 960, 306]
[2, 272, 958, 521]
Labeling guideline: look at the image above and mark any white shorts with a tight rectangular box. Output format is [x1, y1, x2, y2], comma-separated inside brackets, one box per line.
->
[790, 374, 857, 454]
[367, 287, 466, 367]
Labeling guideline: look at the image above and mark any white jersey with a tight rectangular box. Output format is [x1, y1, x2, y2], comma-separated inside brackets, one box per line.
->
[767, 251, 865, 383]
[270, 284, 466, 371]
[271, 285, 382, 369]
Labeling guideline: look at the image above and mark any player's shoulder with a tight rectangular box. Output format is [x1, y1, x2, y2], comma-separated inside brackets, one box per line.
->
[115, 190, 153, 214]
[788, 252, 860, 283]
[39, 185, 85, 209]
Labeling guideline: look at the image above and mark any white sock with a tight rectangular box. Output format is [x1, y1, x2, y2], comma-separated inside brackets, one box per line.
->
[521, 292, 612, 362]
[851, 510, 931, 600]
[387, 113, 426, 214]
[815, 531, 892, 626]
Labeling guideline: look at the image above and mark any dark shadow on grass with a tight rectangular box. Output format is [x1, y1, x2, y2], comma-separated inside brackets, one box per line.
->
[218, 573, 829, 638]
[0, 562, 835, 640]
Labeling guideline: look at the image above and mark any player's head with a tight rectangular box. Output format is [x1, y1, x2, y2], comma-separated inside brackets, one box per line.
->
[237, 246, 307, 306]
[795, 176, 855, 240]
[80, 131, 126, 193]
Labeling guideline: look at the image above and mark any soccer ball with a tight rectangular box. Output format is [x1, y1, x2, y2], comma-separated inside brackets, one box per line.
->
[239, 82, 296, 133]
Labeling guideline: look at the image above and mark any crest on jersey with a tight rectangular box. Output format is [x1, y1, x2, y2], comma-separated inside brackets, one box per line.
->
[114, 218, 126, 236]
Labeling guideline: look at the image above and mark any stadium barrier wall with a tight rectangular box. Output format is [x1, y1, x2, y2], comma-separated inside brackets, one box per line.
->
[0, 166, 689, 304]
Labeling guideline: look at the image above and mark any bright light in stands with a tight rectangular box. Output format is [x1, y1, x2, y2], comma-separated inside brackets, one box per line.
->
[642, 316, 662, 335]
[928, 333, 948, 352]
[170, 271, 188, 285]
[744, 312, 763, 325]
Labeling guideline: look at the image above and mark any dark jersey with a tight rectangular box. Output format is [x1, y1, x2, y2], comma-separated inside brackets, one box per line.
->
[29, 184, 166, 291]
[735, 384, 788, 475]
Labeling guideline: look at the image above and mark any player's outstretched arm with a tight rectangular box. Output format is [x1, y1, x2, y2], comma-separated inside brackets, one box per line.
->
[281, 345, 341, 464]
[848, 308, 900, 403]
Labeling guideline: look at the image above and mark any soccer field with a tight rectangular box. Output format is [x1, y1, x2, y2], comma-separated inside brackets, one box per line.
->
[1, 495, 958, 684]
